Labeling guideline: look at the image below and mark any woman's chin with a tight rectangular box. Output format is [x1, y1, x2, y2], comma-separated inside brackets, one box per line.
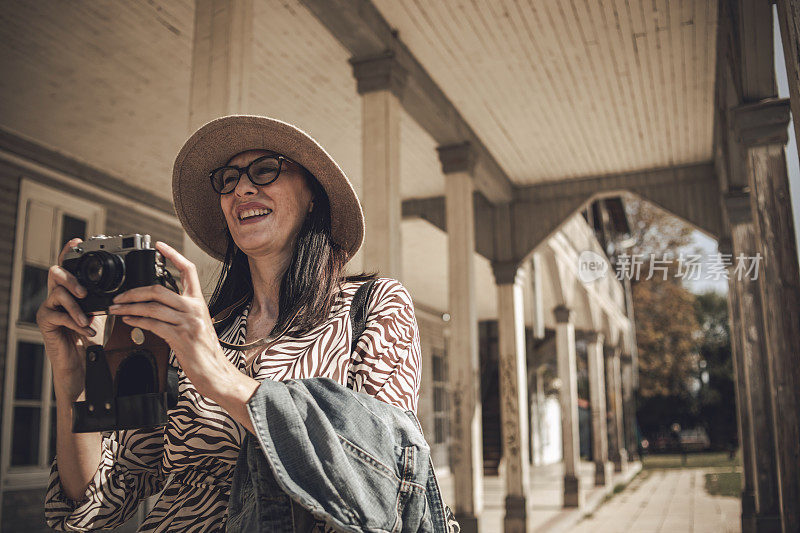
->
[233, 236, 281, 257]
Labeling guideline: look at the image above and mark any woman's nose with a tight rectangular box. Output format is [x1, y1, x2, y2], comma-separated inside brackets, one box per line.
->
[233, 171, 258, 197]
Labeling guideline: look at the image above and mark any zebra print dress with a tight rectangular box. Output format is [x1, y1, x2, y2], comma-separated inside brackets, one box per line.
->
[45, 277, 422, 532]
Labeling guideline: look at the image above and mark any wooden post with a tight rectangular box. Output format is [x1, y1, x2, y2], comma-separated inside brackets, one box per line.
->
[731, 98, 800, 533]
[719, 235, 758, 533]
[493, 264, 531, 533]
[185, 0, 254, 297]
[586, 331, 612, 488]
[723, 197, 783, 533]
[440, 143, 482, 533]
[350, 54, 406, 280]
[554, 305, 582, 508]
[776, 0, 800, 166]
[605, 345, 627, 473]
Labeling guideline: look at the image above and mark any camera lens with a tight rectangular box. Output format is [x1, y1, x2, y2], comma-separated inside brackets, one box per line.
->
[78, 251, 125, 293]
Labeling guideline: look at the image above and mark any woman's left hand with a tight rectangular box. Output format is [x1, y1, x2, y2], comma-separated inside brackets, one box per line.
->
[108, 241, 234, 401]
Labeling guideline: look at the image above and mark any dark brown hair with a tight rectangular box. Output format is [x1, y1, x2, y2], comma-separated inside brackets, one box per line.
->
[208, 166, 378, 339]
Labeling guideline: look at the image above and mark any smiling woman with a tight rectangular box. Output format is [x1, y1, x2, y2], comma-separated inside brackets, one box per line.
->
[40, 116, 456, 532]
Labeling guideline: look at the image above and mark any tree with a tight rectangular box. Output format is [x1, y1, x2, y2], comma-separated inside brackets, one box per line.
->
[633, 265, 700, 399]
[623, 198, 700, 400]
[694, 291, 736, 449]
[622, 198, 703, 441]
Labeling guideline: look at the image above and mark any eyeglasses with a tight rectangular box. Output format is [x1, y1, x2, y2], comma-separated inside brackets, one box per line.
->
[209, 155, 292, 194]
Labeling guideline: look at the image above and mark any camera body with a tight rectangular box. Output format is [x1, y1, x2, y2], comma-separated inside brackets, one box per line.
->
[63, 234, 180, 432]
[62, 234, 170, 314]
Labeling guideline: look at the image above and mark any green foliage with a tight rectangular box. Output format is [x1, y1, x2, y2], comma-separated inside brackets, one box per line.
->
[693, 291, 737, 449]
[643, 451, 741, 470]
[625, 198, 735, 448]
[705, 472, 743, 497]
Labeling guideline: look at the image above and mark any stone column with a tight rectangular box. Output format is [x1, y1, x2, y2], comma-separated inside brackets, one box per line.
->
[185, 0, 254, 297]
[493, 263, 531, 533]
[439, 143, 482, 533]
[605, 345, 627, 472]
[731, 98, 800, 533]
[586, 332, 612, 488]
[554, 305, 582, 507]
[350, 54, 406, 280]
[723, 198, 782, 533]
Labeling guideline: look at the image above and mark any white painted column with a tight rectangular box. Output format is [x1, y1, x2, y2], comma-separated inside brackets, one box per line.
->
[494, 265, 530, 533]
[529, 253, 545, 340]
[586, 331, 611, 488]
[605, 345, 628, 472]
[185, 0, 254, 298]
[440, 143, 482, 533]
[350, 55, 406, 281]
[554, 304, 582, 508]
[533, 366, 547, 466]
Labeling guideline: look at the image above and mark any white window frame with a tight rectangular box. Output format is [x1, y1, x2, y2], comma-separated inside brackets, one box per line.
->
[1, 179, 104, 490]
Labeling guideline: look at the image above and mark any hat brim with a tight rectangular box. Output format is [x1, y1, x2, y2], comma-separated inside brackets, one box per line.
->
[172, 116, 364, 262]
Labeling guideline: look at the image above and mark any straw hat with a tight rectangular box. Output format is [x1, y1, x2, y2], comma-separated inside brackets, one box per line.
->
[172, 115, 364, 262]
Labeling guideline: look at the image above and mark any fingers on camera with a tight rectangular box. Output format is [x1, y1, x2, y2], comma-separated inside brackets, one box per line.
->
[40, 305, 95, 337]
[50, 285, 90, 329]
[58, 237, 83, 265]
[49, 265, 86, 299]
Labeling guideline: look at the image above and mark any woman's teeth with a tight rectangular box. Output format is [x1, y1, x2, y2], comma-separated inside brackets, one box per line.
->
[239, 208, 272, 220]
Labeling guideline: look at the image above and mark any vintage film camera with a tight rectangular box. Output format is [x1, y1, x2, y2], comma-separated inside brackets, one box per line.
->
[62, 234, 180, 432]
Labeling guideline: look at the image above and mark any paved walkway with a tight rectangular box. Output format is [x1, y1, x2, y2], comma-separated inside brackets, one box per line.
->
[570, 468, 740, 533]
[437, 463, 739, 532]
[437, 460, 641, 532]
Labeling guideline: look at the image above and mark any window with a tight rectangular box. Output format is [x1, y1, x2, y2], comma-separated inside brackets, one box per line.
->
[1, 180, 103, 488]
[431, 343, 450, 445]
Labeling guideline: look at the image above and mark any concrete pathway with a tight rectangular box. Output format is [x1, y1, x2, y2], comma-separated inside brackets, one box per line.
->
[437, 460, 641, 532]
[570, 468, 740, 533]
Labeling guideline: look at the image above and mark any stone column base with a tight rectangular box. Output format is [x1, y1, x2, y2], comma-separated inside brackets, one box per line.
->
[753, 514, 783, 533]
[456, 514, 479, 533]
[563, 474, 583, 508]
[740, 489, 756, 533]
[612, 449, 628, 473]
[594, 461, 613, 488]
[504, 495, 528, 533]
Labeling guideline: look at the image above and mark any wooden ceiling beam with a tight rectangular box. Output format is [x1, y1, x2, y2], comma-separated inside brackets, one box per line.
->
[300, 0, 513, 203]
[404, 161, 721, 263]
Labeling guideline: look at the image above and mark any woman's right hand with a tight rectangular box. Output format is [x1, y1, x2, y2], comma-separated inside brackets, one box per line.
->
[36, 238, 104, 400]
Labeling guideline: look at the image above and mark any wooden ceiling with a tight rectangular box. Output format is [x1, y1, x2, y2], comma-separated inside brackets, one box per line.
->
[372, 0, 719, 185]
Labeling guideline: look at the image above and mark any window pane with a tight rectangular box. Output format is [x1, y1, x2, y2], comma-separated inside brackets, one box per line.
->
[434, 387, 446, 412]
[19, 265, 48, 323]
[11, 406, 40, 466]
[433, 353, 445, 382]
[15, 342, 44, 400]
[61, 214, 87, 248]
[435, 417, 446, 444]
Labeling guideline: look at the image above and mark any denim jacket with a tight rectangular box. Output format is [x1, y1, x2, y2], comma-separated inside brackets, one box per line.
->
[225, 376, 451, 532]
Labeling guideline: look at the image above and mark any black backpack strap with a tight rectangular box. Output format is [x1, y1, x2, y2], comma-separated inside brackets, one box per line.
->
[349, 279, 378, 354]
